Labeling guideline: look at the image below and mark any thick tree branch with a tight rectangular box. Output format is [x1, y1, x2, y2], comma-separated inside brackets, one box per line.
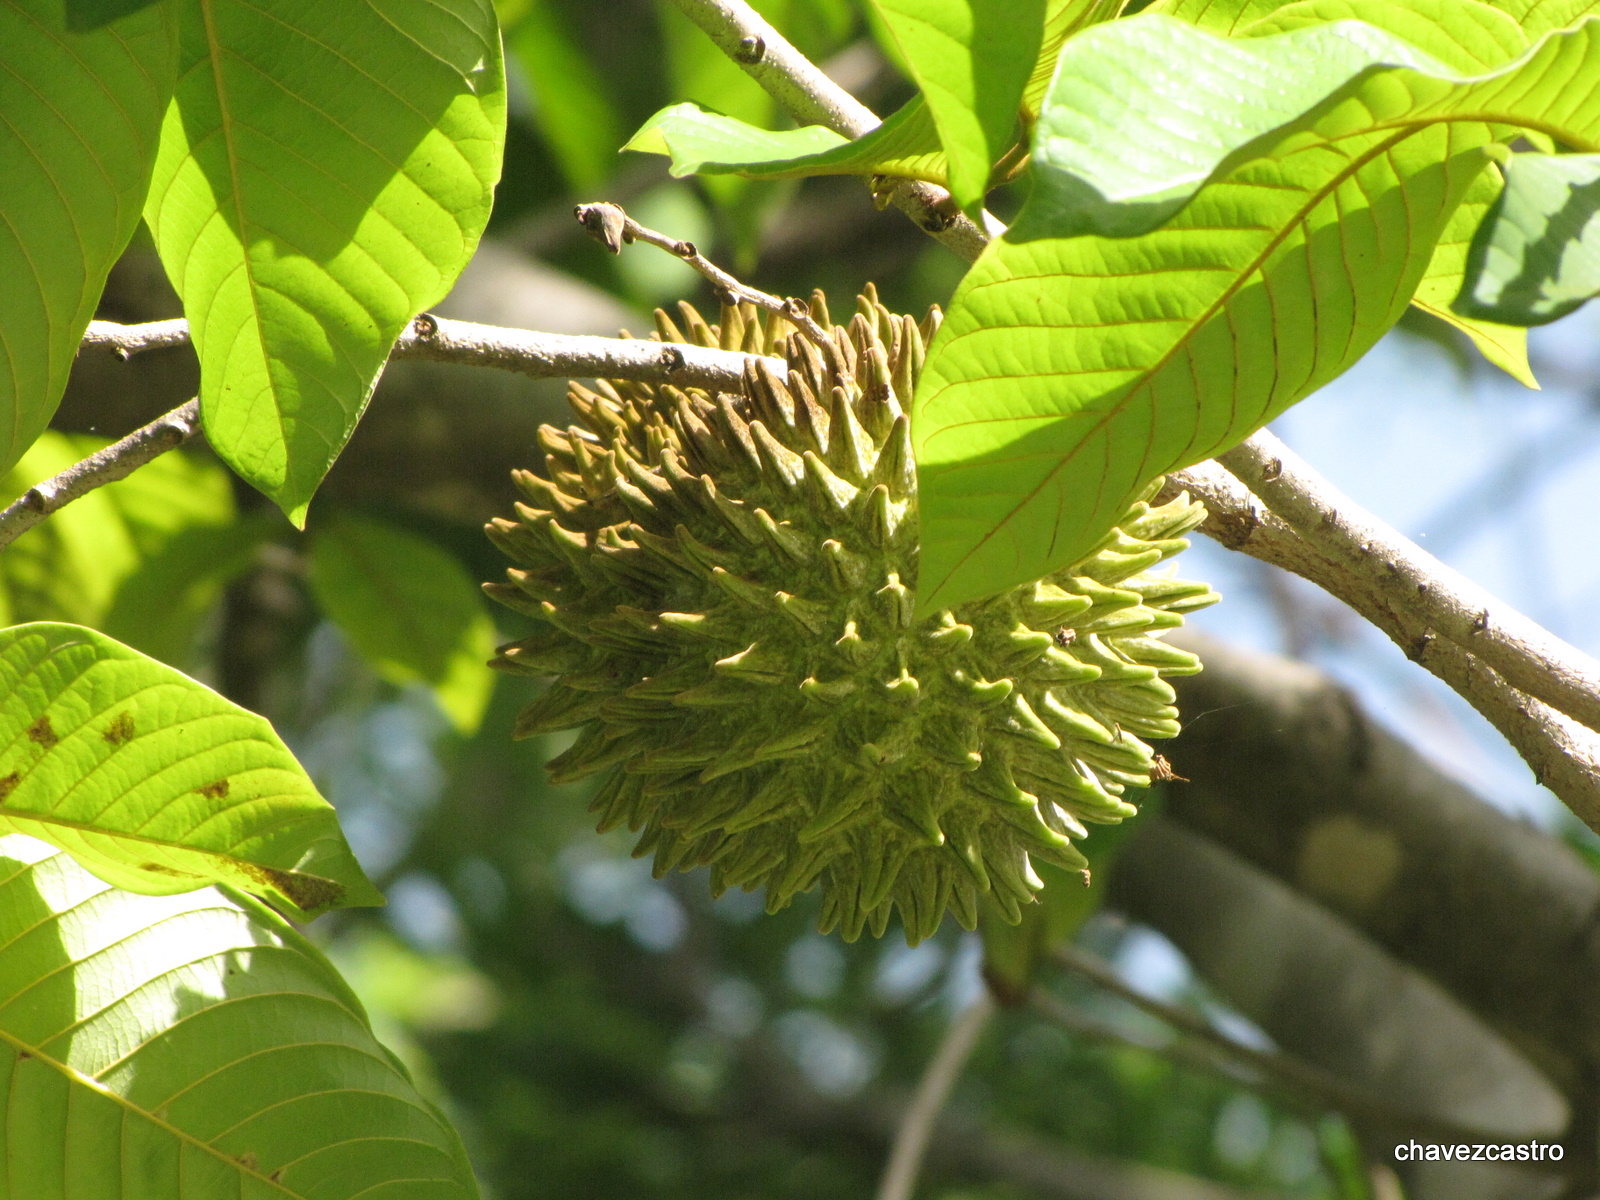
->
[1161, 462, 1600, 831]
[1218, 429, 1600, 735]
[665, 0, 993, 263]
[1155, 634, 1600, 1123]
[0, 397, 201, 552]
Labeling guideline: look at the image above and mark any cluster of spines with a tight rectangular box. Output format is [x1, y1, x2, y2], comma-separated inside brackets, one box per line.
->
[486, 288, 1217, 944]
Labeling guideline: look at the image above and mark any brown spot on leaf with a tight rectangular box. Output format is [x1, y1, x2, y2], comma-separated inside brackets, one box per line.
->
[235, 862, 345, 916]
[269, 1170, 283, 1183]
[138, 863, 199, 881]
[0, 773, 19, 801]
[237, 1151, 258, 1171]
[26, 717, 56, 749]
[103, 712, 135, 746]
[196, 779, 230, 800]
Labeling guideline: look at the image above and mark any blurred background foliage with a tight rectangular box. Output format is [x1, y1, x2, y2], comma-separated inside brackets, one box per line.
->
[20, 1, 1600, 1198]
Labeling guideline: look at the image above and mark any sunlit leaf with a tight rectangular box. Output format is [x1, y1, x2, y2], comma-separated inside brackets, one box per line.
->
[0, 835, 476, 1198]
[308, 513, 497, 736]
[870, 0, 1046, 212]
[624, 96, 946, 184]
[144, 0, 506, 525]
[1412, 160, 1538, 384]
[0, 622, 382, 919]
[913, 16, 1600, 611]
[1021, 0, 1123, 123]
[1242, 0, 1527, 67]
[1488, 0, 1600, 36]
[0, 0, 176, 473]
[1455, 151, 1600, 324]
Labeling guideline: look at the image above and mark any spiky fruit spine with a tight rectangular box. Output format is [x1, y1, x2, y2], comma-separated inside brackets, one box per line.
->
[486, 288, 1218, 944]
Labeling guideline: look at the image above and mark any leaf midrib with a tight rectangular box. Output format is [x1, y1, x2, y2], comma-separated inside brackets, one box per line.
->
[197, 0, 273, 417]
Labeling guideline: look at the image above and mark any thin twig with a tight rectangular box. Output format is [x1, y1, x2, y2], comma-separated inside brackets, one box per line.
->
[81, 314, 788, 392]
[0, 398, 201, 551]
[574, 201, 833, 347]
[1045, 945, 1527, 1150]
[876, 994, 995, 1200]
[666, 0, 993, 263]
[1219, 429, 1600, 735]
[1161, 462, 1600, 831]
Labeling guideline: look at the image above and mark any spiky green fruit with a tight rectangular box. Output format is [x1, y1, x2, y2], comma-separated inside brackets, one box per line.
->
[486, 288, 1218, 944]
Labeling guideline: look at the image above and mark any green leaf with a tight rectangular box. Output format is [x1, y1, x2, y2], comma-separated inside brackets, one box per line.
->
[1139, 0, 1534, 376]
[0, 433, 256, 646]
[1142, 0, 1291, 33]
[1008, 14, 1527, 241]
[1412, 159, 1538, 383]
[624, 96, 946, 183]
[1487, 0, 1600, 36]
[1021, 0, 1124, 123]
[506, 0, 622, 192]
[0, 835, 477, 1197]
[144, 0, 506, 526]
[0, 0, 176, 474]
[62, 0, 161, 30]
[0, 622, 382, 919]
[913, 14, 1600, 613]
[1455, 151, 1600, 324]
[0, 434, 145, 627]
[870, 0, 1046, 213]
[1242, 0, 1528, 69]
[307, 513, 497, 736]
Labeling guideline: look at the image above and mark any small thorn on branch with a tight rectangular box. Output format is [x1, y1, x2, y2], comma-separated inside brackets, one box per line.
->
[573, 200, 834, 349]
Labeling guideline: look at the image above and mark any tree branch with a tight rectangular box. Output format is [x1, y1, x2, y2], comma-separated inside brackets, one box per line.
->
[393, 312, 783, 389]
[665, 0, 993, 263]
[876, 995, 995, 1200]
[0, 397, 201, 552]
[1161, 460, 1600, 832]
[1154, 634, 1600, 1124]
[80, 314, 785, 391]
[1218, 429, 1600, 735]
[81, 318, 190, 358]
[31, 317, 787, 549]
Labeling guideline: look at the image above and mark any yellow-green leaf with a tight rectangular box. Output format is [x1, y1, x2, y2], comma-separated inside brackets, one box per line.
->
[0, 622, 382, 919]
